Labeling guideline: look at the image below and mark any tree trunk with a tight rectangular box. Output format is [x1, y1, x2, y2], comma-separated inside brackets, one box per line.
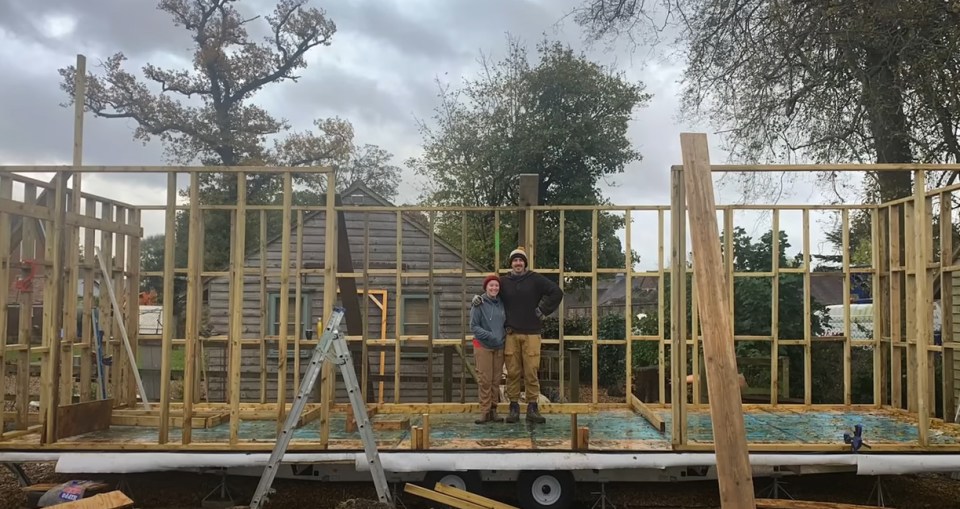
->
[861, 37, 914, 201]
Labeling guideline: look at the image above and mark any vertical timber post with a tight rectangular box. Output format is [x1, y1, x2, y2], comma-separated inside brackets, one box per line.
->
[320, 169, 337, 447]
[669, 166, 687, 446]
[679, 133, 755, 508]
[913, 169, 930, 445]
[518, 174, 539, 260]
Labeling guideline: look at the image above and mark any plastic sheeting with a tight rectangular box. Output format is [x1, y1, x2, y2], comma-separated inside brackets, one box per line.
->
[11, 451, 958, 476]
[356, 452, 859, 472]
[53, 452, 357, 473]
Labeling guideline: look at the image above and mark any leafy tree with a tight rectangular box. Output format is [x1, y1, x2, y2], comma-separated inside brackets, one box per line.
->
[575, 0, 960, 201]
[409, 38, 650, 277]
[58, 0, 402, 274]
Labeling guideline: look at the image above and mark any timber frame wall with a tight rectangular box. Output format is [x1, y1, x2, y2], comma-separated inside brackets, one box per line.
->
[2, 161, 960, 452]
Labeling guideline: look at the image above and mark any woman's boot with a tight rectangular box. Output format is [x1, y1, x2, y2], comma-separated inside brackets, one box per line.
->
[475, 409, 493, 424]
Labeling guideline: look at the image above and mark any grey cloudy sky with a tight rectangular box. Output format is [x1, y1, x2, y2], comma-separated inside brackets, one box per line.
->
[0, 0, 845, 269]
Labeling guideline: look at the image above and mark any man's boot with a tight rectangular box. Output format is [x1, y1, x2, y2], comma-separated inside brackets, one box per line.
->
[489, 406, 502, 423]
[505, 402, 520, 423]
[526, 402, 546, 424]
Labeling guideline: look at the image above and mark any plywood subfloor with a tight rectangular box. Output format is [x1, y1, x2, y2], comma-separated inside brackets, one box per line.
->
[12, 406, 960, 451]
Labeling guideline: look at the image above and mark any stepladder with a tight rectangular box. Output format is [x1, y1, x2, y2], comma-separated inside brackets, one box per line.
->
[248, 307, 392, 508]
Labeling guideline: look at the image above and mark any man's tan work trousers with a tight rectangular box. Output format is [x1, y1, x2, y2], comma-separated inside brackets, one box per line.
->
[505, 332, 541, 402]
[474, 344, 505, 411]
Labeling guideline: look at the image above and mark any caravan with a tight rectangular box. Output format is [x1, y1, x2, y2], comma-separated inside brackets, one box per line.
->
[818, 302, 942, 342]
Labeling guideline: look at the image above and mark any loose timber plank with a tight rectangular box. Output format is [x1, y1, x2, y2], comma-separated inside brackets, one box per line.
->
[679, 132, 755, 508]
[756, 499, 894, 509]
[630, 395, 665, 433]
[403, 483, 487, 509]
[433, 483, 519, 509]
[55, 490, 134, 509]
[56, 399, 112, 440]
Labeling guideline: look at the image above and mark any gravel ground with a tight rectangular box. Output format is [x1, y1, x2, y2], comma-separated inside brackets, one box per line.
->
[1, 463, 959, 509]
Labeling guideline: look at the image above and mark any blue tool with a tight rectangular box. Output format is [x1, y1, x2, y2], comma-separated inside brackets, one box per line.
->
[843, 423, 871, 452]
[92, 309, 108, 400]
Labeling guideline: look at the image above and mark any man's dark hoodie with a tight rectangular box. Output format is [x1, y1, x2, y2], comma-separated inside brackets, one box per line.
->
[500, 269, 564, 333]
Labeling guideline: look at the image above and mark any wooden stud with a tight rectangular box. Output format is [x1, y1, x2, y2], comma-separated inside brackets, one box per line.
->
[905, 201, 917, 412]
[394, 211, 402, 404]
[876, 206, 890, 407]
[16, 184, 36, 430]
[422, 413, 430, 450]
[570, 413, 579, 449]
[182, 173, 202, 445]
[940, 194, 955, 422]
[228, 172, 246, 445]
[112, 207, 127, 405]
[591, 210, 599, 403]
[42, 164, 68, 444]
[275, 173, 293, 430]
[771, 209, 779, 405]
[362, 212, 371, 404]
[258, 209, 268, 404]
[0, 176, 10, 437]
[428, 212, 435, 403]
[79, 198, 96, 403]
[679, 132, 756, 508]
[158, 173, 176, 444]
[625, 210, 633, 400]
[803, 209, 812, 405]
[913, 170, 931, 446]
[460, 211, 467, 403]
[125, 209, 141, 406]
[842, 209, 851, 405]
[658, 209, 666, 405]
[559, 211, 566, 401]
[870, 207, 883, 406]
[889, 204, 903, 409]
[293, 210, 304, 395]
[669, 166, 687, 445]
[320, 170, 337, 447]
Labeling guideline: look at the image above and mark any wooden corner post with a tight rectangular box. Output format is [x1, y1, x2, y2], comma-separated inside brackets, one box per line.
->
[679, 133, 755, 508]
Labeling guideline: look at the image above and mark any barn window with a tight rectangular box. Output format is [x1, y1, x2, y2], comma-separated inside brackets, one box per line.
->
[401, 294, 439, 338]
[267, 293, 313, 337]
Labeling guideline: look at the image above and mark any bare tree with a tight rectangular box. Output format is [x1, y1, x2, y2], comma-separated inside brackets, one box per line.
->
[59, 0, 402, 270]
[575, 0, 960, 201]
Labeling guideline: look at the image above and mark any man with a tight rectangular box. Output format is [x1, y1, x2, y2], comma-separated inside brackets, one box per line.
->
[474, 247, 563, 423]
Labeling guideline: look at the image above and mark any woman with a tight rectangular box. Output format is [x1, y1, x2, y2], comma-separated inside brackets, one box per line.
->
[470, 274, 506, 424]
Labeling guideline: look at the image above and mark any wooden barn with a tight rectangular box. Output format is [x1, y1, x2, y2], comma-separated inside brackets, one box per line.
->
[201, 181, 490, 404]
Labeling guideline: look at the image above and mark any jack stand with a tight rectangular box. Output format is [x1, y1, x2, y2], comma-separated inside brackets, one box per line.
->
[391, 483, 407, 509]
[115, 476, 132, 497]
[3, 463, 30, 487]
[201, 470, 235, 509]
[590, 482, 616, 509]
[757, 475, 793, 500]
[866, 476, 889, 507]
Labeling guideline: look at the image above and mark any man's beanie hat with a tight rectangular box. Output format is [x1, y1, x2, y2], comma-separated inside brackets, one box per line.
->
[509, 247, 528, 264]
[482, 274, 499, 291]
